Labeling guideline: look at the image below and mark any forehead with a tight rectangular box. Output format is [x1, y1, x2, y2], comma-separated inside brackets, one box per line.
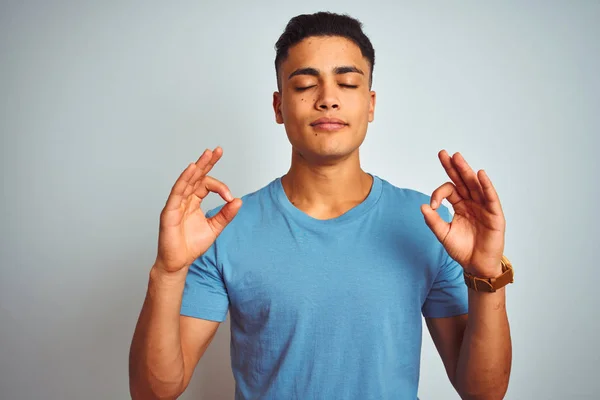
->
[282, 36, 369, 73]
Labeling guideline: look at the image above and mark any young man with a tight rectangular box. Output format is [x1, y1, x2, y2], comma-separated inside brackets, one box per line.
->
[129, 12, 512, 400]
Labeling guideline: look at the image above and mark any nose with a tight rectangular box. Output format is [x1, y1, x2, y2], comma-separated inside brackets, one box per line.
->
[315, 83, 340, 110]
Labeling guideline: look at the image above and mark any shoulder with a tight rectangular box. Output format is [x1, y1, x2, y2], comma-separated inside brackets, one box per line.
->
[205, 178, 279, 233]
[375, 175, 453, 221]
[378, 176, 430, 203]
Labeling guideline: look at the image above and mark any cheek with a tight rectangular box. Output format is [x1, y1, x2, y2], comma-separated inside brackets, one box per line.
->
[359, 95, 373, 114]
[282, 98, 312, 123]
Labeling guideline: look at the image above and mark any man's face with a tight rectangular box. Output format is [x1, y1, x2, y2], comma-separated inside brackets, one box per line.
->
[273, 36, 376, 164]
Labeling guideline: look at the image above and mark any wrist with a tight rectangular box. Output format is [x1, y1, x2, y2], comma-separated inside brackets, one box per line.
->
[463, 256, 514, 293]
[464, 264, 503, 279]
[150, 262, 189, 286]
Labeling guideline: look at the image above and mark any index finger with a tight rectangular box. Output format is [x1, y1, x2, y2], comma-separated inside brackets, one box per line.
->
[193, 175, 234, 203]
[430, 181, 463, 210]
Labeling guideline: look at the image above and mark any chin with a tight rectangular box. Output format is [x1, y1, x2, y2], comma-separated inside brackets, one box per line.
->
[287, 128, 366, 162]
[297, 144, 360, 164]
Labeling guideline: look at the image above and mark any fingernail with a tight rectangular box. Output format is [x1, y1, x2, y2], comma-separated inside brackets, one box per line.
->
[226, 192, 234, 202]
[431, 200, 438, 208]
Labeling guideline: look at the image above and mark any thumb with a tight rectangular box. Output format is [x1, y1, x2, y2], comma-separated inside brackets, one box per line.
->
[420, 203, 450, 244]
[208, 198, 243, 237]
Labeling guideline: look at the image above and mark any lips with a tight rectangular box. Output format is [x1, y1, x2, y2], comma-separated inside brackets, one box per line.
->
[310, 117, 348, 131]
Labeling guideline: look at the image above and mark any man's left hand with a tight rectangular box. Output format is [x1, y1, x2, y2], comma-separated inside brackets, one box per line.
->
[421, 150, 506, 278]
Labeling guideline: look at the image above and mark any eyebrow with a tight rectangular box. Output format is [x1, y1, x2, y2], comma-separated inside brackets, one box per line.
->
[288, 65, 364, 80]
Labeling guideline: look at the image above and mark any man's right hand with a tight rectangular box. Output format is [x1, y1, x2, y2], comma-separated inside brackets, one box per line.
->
[154, 147, 242, 274]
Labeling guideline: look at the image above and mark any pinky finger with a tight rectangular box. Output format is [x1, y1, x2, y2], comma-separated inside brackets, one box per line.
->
[478, 170, 503, 215]
[164, 163, 197, 211]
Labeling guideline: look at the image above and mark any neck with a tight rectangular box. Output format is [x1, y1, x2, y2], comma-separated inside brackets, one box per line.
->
[281, 150, 373, 220]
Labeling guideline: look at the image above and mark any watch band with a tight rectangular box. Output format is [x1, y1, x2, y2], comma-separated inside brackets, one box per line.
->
[463, 255, 514, 292]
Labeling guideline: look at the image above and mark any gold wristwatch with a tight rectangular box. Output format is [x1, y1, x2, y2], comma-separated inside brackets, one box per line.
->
[463, 255, 514, 292]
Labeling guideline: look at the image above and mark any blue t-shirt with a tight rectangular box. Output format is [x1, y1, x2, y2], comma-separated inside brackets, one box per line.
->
[181, 175, 468, 399]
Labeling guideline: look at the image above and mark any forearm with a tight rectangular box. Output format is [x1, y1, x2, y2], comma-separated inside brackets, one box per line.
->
[129, 264, 188, 400]
[456, 287, 512, 400]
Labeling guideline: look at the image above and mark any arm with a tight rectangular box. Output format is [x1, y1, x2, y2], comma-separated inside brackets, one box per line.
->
[128, 147, 241, 399]
[426, 286, 511, 399]
[421, 150, 512, 399]
[457, 287, 511, 398]
[129, 264, 220, 400]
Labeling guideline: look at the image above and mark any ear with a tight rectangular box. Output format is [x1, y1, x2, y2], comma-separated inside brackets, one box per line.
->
[368, 91, 376, 123]
[273, 92, 284, 124]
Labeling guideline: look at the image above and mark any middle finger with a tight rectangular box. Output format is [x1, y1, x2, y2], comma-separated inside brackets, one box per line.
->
[438, 150, 471, 200]
[200, 147, 223, 176]
[451, 152, 485, 203]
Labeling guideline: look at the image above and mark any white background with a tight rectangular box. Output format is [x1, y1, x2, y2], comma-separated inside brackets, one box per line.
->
[1, 1, 598, 399]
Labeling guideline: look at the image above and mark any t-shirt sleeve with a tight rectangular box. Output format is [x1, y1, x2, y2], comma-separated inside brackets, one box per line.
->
[421, 205, 469, 318]
[180, 209, 229, 322]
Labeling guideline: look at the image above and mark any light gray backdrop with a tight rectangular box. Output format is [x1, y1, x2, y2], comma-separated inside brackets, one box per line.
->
[1, 1, 598, 399]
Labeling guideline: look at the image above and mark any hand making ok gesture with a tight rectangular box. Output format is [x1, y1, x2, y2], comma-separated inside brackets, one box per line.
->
[421, 150, 506, 279]
[155, 147, 242, 274]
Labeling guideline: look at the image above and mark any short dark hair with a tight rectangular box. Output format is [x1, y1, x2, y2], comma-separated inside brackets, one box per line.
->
[274, 12, 375, 90]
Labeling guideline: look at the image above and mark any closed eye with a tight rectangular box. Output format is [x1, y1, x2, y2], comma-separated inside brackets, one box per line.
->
[340, 84, 358, 88]
[295, 85, 316, 92]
